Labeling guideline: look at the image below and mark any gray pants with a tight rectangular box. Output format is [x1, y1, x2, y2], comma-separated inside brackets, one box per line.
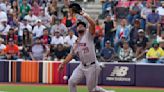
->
[68, 63, 107, 92]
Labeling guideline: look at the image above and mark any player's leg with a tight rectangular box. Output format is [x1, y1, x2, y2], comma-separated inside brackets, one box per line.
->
[68, 64, 85, 92]
[85, 63, 114, 92]
[85, 63, 101, 92]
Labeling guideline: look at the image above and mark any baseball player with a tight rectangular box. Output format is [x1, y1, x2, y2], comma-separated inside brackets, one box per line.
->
[58, 4, 115, 92]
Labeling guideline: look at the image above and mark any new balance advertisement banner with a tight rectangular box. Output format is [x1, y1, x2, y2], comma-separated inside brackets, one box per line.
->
[102, 63, 135, 86]
[136, 64, 164, 87]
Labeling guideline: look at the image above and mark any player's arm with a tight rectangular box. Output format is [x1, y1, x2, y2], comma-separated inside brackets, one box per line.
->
[81, 11, 96, 35]
[58, 53, 73, 72]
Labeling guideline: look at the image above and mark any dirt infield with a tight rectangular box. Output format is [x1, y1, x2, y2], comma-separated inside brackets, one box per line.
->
[0, 83, 164, 91]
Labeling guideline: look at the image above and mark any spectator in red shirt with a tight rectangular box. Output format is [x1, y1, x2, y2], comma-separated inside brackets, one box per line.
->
[3, 39, 19, 60]
[40, 28, 51, 44]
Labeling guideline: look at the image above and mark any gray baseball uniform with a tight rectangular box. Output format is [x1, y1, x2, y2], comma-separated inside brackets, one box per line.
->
[69, 30, 107, 92]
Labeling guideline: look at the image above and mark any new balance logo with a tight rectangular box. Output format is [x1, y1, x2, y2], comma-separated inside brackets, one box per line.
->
[110, 66, 129, 77]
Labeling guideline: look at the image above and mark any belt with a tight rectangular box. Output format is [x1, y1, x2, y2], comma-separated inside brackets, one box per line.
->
[83, 62, 95, 67]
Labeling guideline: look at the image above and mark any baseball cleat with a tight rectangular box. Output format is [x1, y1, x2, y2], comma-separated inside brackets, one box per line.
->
[105, 90, 115, 92]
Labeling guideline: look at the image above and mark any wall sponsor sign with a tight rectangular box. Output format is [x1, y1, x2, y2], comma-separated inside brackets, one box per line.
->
[102, 63, 135, 86]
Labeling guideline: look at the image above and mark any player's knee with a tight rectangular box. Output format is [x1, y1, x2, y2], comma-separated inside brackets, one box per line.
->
[88, 87, 96, 92]
[68, 78, 76, 86]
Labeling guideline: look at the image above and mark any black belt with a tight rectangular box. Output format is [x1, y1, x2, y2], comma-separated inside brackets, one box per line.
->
[83, 62, 95, 67]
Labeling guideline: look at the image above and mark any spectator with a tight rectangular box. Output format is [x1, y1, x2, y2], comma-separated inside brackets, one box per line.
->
[51, 19, 67, 36]
[3, 38, 19, 60]
[61, 0, 70, 17]
[19, 0, 31, 19]
[94, 19, 104, 52]
[127, 1, 141, 25]
[100, 40, 115, 62]
[51, 30, 64, 45]
[145, 40, 164, 63]
[18, 19, 32, 43]
[54, 44, 67, 60]
[40, 28, 51, 44]
[140, 3, 152, 29]
[0, 38, 6, 59]
[10, 0, 19, 15]
[61, 12, 76, 28]
[156, 2, 164, 16]
[129, 19, 140, 51]
[8, 12, 19, 28]
[134, 29, 149, 61]
[114, 19, 130, 53]
[119, 41, 134, 61]
[146, 7, 161, 36]
[32, 19, 46, 38]
[24, 10, 38, 26]
[21, 29, 33, 60]
[6, 28, 18, 44]
[0, 0, 7, 13]
[47, 0, 58, 16]
[64, 30, 77, 49]
[21, 44, 31, 60]
[29, 37, 48, 60]
[156, 2, 164, 29]
[22, 28, 32, 46]
[0, 19, 11, 40]
[31, 1, 41, 16]
[0, 6, 7, 22]
[49, 15, 56, 27]
[104, 15, 114, 46]
[38, 9, 51, 28]
[101, 0, 115, 17]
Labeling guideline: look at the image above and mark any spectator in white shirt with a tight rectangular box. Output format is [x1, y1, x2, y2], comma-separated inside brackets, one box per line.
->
[0, 1, 7, 13]
[51, 19, 67, 36]
[0, 8, 7, 23]
[24, 10, 38, 26]
[156, 2, 164, 16]
[51, 30, 64, 45]
[19, 19, 32, 37]
[0, 19, 11, 39]
[64, 30, 77, 48]
[32, 19, 46, 38]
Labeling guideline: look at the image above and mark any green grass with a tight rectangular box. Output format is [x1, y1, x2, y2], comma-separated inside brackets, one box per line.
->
[0, 85, 164, 92]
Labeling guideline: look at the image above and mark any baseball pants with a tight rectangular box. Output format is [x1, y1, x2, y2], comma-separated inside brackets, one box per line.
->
[68, 63, 107, 92]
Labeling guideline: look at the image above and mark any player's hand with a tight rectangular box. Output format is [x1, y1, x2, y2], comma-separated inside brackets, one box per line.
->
[58, 63, 64, 72]
[80, 10, 88, 17]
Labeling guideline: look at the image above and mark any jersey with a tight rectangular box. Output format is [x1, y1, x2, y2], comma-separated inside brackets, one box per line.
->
[71, 30, 97, 64]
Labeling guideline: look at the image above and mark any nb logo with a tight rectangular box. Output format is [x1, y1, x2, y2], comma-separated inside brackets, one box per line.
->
[110, 66, 129, 77]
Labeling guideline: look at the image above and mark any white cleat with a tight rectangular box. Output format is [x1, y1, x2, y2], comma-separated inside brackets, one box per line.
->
[105, 90, 115, 92]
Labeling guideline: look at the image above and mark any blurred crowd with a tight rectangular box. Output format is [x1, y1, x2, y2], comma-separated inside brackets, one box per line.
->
[0, 0, 163, 63]
[99, 0, 164, 63]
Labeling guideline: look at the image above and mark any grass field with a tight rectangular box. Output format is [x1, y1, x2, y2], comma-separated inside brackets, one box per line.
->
[0, 84, 164, 92]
